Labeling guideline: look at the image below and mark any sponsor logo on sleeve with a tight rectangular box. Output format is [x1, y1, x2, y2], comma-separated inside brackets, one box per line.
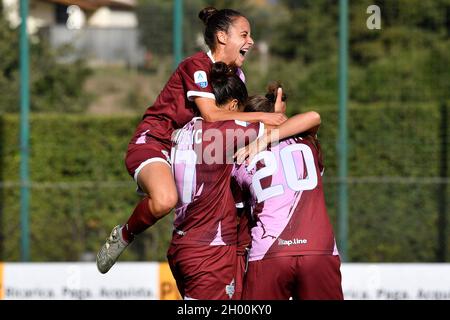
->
[194, 71, 208, 88]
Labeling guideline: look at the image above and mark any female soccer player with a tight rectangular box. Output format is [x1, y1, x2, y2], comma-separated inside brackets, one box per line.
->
[233, 85, 344, 300]
[168, 63, 321, 299]
[96, 7, 285, 274]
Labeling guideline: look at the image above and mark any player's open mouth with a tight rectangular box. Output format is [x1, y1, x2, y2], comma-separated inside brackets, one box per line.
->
[239, 49, 248, 58]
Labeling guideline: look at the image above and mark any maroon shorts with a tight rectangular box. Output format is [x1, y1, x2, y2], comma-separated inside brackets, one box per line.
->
[234, 253, 247, 300]
[125, 141, 172, 182]
[167, 244, 237, 300]
[125, 120, 173, 180]
[242, 255, 343, 300]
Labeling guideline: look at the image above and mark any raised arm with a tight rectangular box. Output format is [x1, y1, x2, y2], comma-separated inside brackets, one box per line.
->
[235, 88, 321, 164]
[271, 111, 321, 141]
[195, 97, 287, 126]
[272, 87, 320, 139]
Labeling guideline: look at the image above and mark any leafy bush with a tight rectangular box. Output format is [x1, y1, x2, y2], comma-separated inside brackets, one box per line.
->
[0, 15, 91, 114]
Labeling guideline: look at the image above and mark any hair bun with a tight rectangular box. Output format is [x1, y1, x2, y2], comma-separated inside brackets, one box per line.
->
[198, 7, 218, 25]
[265, 81, 287, 103]
[210, 62, 237, 85]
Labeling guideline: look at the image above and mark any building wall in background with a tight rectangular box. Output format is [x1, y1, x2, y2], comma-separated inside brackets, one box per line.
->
[88, 7, 137, 28]
[2, 0, 137, 31]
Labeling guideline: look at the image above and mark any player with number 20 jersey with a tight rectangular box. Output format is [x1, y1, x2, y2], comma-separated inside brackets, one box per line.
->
[233, 135, 344, 300]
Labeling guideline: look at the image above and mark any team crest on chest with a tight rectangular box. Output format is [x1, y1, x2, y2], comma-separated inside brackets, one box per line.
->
[194, 70, 208, 88]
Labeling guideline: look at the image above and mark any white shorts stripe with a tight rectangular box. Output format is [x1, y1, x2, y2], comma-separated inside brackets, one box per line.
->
[134, 157, 171, 183]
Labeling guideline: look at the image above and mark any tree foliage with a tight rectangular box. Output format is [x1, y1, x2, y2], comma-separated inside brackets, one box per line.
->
[137, 0, 205, 56]
[0, 15, 91, 113]
[268, 0, 450, 106]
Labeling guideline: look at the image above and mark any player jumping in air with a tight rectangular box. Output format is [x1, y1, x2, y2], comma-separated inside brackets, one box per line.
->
[96, 7, 283, 274]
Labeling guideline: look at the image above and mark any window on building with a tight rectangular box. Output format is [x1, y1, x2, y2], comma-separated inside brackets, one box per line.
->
[55, 4, 69, 25]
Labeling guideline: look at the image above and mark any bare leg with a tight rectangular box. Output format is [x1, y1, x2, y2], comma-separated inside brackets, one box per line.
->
[137, 162, 178, 218]
[121, 162, 178, 242]
[96, 162, 178, 274]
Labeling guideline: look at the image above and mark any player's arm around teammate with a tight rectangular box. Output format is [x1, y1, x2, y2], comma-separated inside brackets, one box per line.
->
[168, 62, 256, 300]
[96, 7, 315, 275]
[235, 85, 321, 164]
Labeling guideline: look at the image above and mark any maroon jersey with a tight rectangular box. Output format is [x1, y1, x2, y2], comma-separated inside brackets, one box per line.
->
[231, 177, 252, 255]
[131, 51, 215, 144]
[233, 136, 339, 261]
[171, 117, 264, 246]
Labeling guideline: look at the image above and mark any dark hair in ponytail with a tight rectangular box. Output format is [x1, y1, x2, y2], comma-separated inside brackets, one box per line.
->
[198, 7, 244, 51]
[210, 62, 247, 107]
[244, 81, 287, 113]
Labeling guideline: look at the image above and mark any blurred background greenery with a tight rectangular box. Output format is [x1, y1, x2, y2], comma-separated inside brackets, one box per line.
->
[0, 0, 449, 262]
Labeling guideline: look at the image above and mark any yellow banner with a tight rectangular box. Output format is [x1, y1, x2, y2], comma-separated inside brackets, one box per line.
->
[0, 262, 4, 300]
[159, 262, 181, 300]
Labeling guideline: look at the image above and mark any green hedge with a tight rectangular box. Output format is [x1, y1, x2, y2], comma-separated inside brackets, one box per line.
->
[0, 114, 173, 262]
[0, 104, 448, 262]
[316, 102, 449, 262]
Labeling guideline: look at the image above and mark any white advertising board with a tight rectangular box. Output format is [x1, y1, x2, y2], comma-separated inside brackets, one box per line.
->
[1, 262, 159, 300]
[1, 262, 449, 300]
[341, 263, 450, 300]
